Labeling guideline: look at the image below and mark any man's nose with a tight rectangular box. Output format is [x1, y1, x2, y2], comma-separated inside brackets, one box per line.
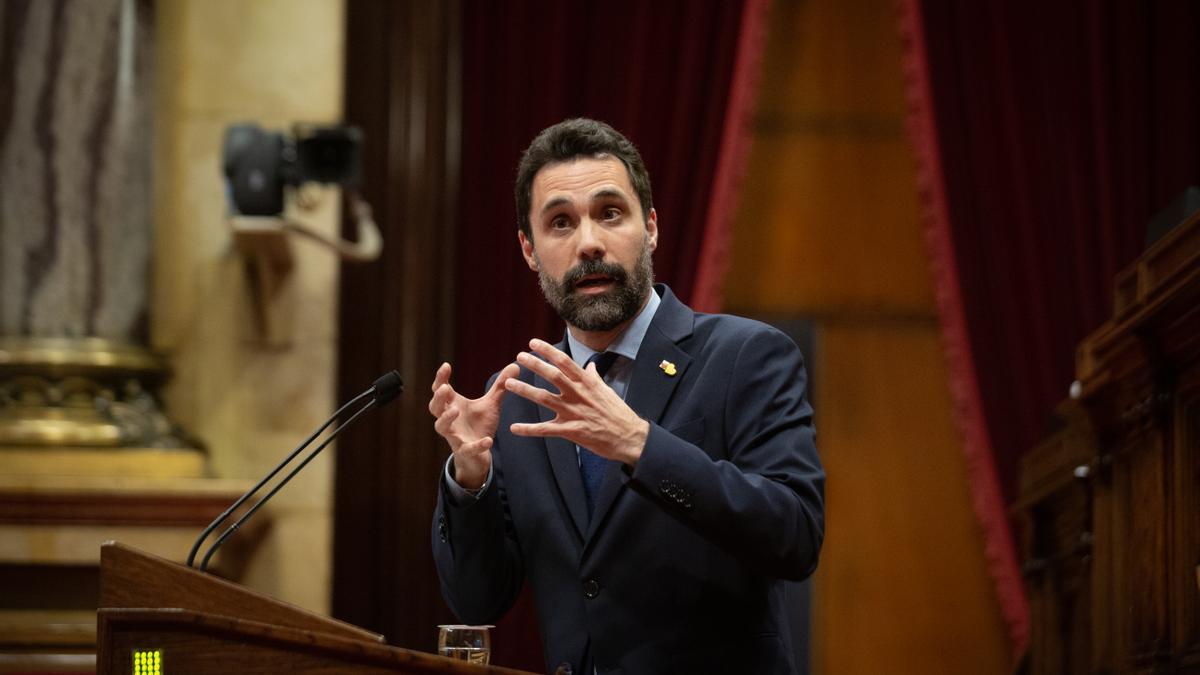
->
[576, 219, 606, 260]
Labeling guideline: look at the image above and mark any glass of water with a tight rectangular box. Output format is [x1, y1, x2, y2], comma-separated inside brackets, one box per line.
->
[437, 624, 493, 664]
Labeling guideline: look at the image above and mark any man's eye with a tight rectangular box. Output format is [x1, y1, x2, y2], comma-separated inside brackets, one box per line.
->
[602, 207, 621, 220]
[550, 217, 571, 230]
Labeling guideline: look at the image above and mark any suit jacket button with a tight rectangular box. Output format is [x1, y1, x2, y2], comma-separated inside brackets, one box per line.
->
[583, 579, 600, 598]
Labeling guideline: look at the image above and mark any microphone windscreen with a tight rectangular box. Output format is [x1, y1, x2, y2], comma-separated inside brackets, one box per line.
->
[372, 370, 404, 406]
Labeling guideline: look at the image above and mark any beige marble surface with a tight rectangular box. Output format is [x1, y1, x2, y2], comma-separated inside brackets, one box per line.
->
[0, 0, 153, 339]
[0, 525, 199, 565]
[0, 448, 205, 477]
[152, 0, 346, 615]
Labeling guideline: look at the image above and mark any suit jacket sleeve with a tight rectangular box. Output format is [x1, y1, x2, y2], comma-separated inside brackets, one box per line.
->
[430, 376, 525, 624]
[627, 325, 824, 580]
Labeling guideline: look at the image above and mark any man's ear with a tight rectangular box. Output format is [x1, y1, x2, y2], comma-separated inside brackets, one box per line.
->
[646, 208, 659, 252]
[518, 230, 539, 271]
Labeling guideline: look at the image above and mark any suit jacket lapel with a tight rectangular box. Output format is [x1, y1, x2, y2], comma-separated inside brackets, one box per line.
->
[539, 344, 591, 540]
[584, 285, 695, 544]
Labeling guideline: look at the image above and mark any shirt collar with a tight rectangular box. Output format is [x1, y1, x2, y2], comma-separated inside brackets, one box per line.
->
[566, 287, 661, 367]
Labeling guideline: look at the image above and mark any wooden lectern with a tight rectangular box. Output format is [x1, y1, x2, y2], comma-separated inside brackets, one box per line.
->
[96, 542, 535, 675]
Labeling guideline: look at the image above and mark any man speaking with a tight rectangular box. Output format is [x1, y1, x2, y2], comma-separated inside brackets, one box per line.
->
[429, 118, 824, 675]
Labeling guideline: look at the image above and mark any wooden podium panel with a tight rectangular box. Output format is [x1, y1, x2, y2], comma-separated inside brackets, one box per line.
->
[99, 541, 379, 644]
[96, 542, 534, 675]
[98, 609, 525, 675]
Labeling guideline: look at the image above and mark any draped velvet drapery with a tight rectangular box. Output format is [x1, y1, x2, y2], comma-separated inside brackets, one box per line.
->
[900, 0, 1200, 657]
[455, 0, 765, 392]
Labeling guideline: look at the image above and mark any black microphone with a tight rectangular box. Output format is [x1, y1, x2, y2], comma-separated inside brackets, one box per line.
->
[187, 370, 403, 571]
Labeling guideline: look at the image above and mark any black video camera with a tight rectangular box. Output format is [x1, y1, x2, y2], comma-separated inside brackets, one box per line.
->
[222, 123, 362, 217]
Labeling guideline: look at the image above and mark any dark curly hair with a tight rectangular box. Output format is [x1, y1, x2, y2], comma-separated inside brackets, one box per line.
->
[514, 118, 653, 240]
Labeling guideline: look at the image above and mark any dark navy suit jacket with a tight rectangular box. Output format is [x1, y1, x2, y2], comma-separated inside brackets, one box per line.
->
[432, 285, 824, 675]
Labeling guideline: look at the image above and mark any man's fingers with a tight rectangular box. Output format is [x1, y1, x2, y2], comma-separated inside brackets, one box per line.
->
[458, 436, 494, 455]
[509, 421, 582, 445]
[487, 362, 521, 399]
[504, 378, 560, 409]
[433, 406, 460, 435]
[516, 351, 567, 388]
[510, 421, 560, 438]
[431, 362, 452, 393]
[428, 382, 456, 416]
[428, 363, 455, 416]
[528, 339, 583, 378]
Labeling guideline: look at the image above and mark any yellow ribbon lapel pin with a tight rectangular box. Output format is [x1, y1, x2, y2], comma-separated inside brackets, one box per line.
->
[659, 360, 677, 376]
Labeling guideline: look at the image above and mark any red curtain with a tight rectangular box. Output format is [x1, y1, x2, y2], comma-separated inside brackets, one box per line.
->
[455, 0, 767, 390]
[455, 1, 766, 667]
[900, 0, 1200, 657]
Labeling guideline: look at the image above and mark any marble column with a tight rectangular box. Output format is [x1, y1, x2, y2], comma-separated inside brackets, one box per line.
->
[2, 0, 153, 340]
[0, 0, 194, 457]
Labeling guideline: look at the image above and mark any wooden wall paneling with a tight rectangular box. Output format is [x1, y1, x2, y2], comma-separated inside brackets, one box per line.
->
[1091, 427, 1115, 675]
[1021, 208, 1200, 674]
[1095, 349, 1172, 670]
[754, 0, 908, 121]
[1172, 335, 1200, 670]
[1033, 491, 1091, 675]
[1060, 499, 1093, 675]
[726, 0, 931, 317]
[727, 132, 930, 315]
[1164, 303, 1200, 671]
[1124, 428, 1170, 668]
[334, 0, 460, 652]
[812, 323, 1010, 674]
[1160, 267, 1200, 671]
[1176, 384, 1200, 668]
[1026, 569, 1051, 674]
[1015, 407, 1097, 675]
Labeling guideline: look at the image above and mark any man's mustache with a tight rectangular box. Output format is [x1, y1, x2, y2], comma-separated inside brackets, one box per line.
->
[561, 259, 628, 289]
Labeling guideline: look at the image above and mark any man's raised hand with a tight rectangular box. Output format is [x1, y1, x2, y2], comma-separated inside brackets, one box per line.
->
[504, 339, 649, 466]
[429, 361, 519, 489]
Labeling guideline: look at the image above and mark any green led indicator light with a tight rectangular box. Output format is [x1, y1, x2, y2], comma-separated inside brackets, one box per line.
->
[132, 648, 162, 675]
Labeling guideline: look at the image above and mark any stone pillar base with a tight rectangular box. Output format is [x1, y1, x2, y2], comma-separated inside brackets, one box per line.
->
[0, 337, 202, 460]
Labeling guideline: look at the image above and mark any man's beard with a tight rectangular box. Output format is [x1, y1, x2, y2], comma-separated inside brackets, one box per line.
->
[536, 240, 654, 332]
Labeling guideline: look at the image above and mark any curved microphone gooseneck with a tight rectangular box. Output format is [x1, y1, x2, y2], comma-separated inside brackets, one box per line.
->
[187, 370, 403, 570]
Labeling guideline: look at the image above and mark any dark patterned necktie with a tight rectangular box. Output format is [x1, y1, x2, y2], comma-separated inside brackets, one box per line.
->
[580, 351, 619, 519]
